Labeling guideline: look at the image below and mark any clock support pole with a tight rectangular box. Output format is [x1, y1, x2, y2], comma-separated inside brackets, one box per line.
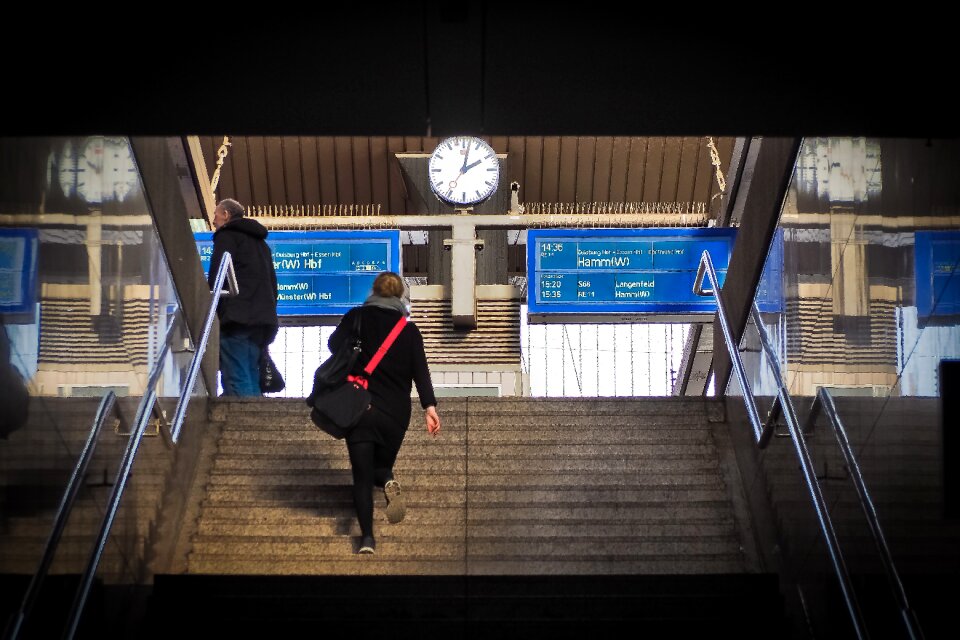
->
[442, 215, 484, 329]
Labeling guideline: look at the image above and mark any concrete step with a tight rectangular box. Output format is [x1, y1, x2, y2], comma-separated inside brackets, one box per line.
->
[212, 442, 720, 459]
[211, 446, 721, 463]
[195, 520, 737, 538]
[216, 428, 715, 445]
[195, 503, 735, 522]
[187, 535, 741, 558]
[201, 485, 730, 506]
[209, 456, 721, 474]
[210, 396, 722, 412]
[217, 414, 714, 429]
[184, 555, 745, 576]
[1, 515, 154, 539]
[185, 557, 466, 575]
[205, 471, 726, 488]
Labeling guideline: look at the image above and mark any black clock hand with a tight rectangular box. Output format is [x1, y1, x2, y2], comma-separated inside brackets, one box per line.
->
[463, 159, 483, 173]
[461, 144, 470, 172]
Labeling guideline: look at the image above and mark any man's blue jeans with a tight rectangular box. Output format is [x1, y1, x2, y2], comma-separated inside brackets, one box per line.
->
[219, 328, 262, 397]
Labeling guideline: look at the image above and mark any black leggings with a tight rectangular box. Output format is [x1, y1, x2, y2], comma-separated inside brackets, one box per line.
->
[346, 420, 403, 538]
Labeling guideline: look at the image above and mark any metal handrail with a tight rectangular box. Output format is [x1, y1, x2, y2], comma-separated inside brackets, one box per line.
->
[3, 393, 118, 640]
[170, 251, 237, 443]
[62, 252, 237, 639]
[807, 387, 925, 640]
[693, 249, 869, 640]
[63, 318, 179, 639]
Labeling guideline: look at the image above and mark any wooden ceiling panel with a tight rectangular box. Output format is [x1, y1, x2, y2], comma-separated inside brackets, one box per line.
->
[246, 137, 270, 205]
[676, 137, 700, 203]
[264, 137, 286, 205]
[640, 137, 663, 202]
[386, 137, 407, 212]
[608, 137, 631, 202]
[575, 136, 596, 203]
[691, 138, 714, 205]
[624, 138, 648, 201]
[299, 137, 321, 204]
[369, 137, 389, 208]
[593, 137, 614, 203]
[203, 135, 737, 215]
[316, 138, 337, 205]
[227, 136, 253, 207]
[659, 137, 683, 202]
[333, 137, 354, 204]
[352, 137, 372, 205]
[540, 137, 561, 202]
[282, 137, 304, 206]
[507, 136, 525, 191]
[557, 137, 578, 202]
[523, 137, 543, 203]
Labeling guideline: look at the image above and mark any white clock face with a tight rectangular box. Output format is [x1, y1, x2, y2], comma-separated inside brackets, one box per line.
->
[428, 136, 500, 206]
[76, 136, 104, 204]
[103, 138, 139, 201]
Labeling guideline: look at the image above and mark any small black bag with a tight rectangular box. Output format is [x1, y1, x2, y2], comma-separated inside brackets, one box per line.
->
[259, 348, 285, 393]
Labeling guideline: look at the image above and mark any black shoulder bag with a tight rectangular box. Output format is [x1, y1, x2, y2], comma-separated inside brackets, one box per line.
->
[307, 313, 407, 439]
[306, 311, 362, 407]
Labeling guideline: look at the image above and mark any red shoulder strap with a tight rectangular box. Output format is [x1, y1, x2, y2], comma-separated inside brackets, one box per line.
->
[363, 316, 408, 375]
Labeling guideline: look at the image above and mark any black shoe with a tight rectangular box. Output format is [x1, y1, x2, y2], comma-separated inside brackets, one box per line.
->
[358, 535, 376, 554]
[384, 479, 405, 524]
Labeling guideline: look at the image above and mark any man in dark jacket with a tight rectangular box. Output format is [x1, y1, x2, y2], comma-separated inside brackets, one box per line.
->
[208, 198, 279, 396]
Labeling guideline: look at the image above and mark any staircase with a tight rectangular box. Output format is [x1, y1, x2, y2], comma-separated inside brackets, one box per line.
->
[755, 395, 958, 639]
[0, 396, 178, 638]
[144, 396, 789, 638]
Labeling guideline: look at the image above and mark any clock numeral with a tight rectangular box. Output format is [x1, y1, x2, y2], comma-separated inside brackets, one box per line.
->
[476, 190, 483, 198]
[462, 192, 466, 202]
[431, 168, 441, 172]
[486, 167, 497, 171]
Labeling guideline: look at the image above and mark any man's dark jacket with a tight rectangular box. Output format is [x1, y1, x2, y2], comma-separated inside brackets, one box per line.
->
[208, 217, 278, 339]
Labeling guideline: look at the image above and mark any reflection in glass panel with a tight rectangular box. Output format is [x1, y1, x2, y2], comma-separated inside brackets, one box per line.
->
[773, 137, 960, 399]
[0, 136, 199, 593]
[738, 137, 960, 638]
[1, 136, 188, 399]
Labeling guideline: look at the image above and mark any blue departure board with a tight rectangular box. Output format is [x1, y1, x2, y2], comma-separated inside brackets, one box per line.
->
[195, 230, 401, 316]
[527, 228, 737, 319]
[0, 228, 38, 315]
[755, 228, 784, 314]
[916, 230, 960, 318]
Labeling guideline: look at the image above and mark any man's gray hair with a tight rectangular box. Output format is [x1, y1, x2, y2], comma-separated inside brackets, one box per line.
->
[218, 198, 245, 220]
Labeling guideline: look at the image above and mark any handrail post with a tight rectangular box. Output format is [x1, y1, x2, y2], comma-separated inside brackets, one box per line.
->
[694, 250, 764, 442]
[3, 393, 117, 640]
[63, 319, 179, 640]
[817, 387, 926, 640]
[748, 304, 870, 639]
[169, 251, 237, 443]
